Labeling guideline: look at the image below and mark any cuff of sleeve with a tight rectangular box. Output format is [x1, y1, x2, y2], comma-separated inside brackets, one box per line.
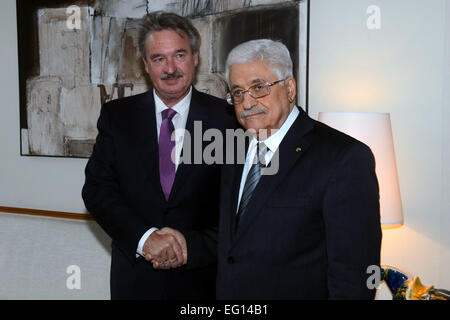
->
[136, 227, 159, 258]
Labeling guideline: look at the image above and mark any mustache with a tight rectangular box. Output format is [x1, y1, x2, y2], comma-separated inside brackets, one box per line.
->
[161, 72, 184, 80]
[240, 107, 268, 119]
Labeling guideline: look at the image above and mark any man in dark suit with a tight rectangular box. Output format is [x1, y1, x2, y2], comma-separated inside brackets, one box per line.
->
[216, 39, 382, 299]
[82, 12, 236, 300]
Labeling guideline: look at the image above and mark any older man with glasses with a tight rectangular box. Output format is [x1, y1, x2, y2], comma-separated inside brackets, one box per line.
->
[216, 39, 382, 300]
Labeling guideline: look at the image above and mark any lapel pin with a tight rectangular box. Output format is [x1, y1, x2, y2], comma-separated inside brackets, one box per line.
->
[296, 147, 302, 152]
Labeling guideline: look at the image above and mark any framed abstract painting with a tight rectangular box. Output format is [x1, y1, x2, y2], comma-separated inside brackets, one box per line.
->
[17, 0, 309, 158]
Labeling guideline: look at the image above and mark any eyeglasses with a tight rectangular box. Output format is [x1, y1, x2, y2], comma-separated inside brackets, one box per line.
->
[226, 79, 287, 105]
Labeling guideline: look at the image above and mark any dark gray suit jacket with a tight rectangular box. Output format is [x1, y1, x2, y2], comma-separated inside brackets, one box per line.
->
[216, 107, 382, 300]
[83, 88, 237, 299]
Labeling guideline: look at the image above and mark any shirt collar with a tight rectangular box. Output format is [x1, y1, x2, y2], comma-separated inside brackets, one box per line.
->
[154, 87, 192, 116]
[254, 106, 300, 154]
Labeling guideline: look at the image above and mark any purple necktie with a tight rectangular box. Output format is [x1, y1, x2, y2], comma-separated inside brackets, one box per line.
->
[159, 108, 177, 201]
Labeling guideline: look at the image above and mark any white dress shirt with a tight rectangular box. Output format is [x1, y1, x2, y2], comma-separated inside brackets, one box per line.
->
[236, 106, 300, 212]
[136, 88, 192, 257]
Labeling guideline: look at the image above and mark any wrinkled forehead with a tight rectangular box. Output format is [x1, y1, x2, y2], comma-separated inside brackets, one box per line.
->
[228, 61, 277, 88]
[230, 78, 267, 91]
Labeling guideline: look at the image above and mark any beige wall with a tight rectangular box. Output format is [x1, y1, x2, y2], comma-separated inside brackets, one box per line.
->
[439, 0, 450, 295]
[1, 0, 449, 299]
[0, 0, 109, 299]
[309, 0, 450, 296]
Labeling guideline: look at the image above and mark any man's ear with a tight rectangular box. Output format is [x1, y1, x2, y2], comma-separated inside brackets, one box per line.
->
[193, 51, 199, 68]
[286, 77, 297, 103]
[142, 56, 150, 74]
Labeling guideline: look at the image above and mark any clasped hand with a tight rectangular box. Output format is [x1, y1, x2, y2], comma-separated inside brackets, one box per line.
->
[142, 227, 187, 270]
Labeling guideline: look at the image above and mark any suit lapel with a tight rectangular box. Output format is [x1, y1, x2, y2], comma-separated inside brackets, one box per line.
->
[229, 145, 247, 238]
[168, 89, 211, 204]
[137, 91, 167, 204]
[230, 108, 315, 247]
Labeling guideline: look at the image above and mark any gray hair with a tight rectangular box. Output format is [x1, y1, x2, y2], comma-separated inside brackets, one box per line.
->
[138, 11, 201, 59]
[225, 39, 294, 85]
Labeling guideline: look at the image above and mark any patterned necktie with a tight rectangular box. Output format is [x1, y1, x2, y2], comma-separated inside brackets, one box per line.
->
[159, 108, 177, 201]
[236, 142, 268, 230]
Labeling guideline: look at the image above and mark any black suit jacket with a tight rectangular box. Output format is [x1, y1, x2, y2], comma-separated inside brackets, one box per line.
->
[82, 88, 237, 300]
[216, 107, 382, 300]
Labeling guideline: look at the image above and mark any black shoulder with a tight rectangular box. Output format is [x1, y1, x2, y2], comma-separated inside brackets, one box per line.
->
[193, 89, 239, 129]
[193, 88, 228, 106]
[310, 119, 373, 157]
[102, 91, 152, 114]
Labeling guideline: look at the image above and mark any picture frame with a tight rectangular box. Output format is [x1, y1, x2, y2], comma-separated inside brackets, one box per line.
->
[17, 0, 310, 158]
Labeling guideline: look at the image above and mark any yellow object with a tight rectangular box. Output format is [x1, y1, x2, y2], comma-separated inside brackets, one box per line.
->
[405, 277, 447, 300]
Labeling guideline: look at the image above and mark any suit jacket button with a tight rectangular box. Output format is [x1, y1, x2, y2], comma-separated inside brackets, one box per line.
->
[228, 256, 235, 264]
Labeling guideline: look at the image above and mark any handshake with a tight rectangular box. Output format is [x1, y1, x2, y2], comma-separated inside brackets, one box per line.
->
[142, 227, 187, 270]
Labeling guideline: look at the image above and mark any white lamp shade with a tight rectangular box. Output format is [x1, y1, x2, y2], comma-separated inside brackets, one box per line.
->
[318, 112, 403, 228]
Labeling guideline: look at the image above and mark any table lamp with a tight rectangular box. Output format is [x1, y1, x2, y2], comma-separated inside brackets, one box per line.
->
[318, 112, 403, 229]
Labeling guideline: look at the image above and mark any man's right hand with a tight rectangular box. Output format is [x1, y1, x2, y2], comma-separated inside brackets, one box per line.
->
[142, 230, 185, 269]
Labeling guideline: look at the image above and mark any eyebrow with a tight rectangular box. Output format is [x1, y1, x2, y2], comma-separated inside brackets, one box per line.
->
[250, 78, 265, 84]
[231, 78, 265, 90]
[150, 54, 163, 60]
[149, 49, 189, 60]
